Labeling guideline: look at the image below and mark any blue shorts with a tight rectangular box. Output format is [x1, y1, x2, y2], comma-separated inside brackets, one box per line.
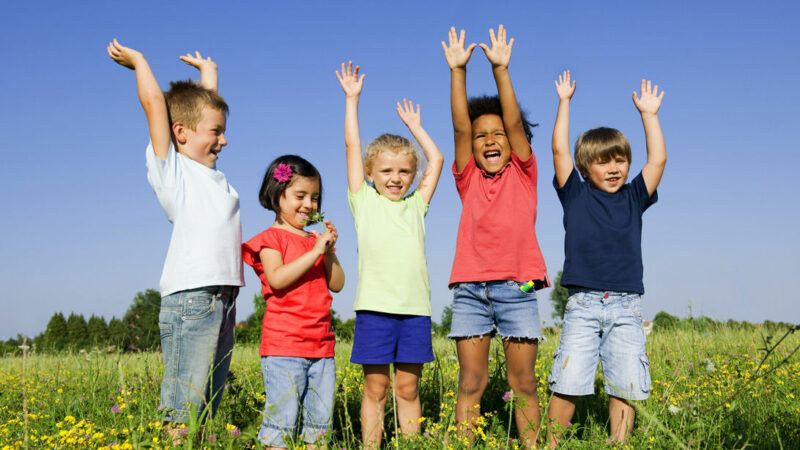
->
[548, 289, 651, 401]
[350, 311, 434, 365]
[447, 281, 542, 340]
[258, 356, 335, 447]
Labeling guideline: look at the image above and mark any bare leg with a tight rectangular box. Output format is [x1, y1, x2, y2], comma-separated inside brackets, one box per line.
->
[361, 364, 391, 448]
[454, 336, 491, 430]
[608, 395, 634, 442]
[394, 363, 423, 434]
[546, 393, 576, 448]
[504, 338, 541, 448]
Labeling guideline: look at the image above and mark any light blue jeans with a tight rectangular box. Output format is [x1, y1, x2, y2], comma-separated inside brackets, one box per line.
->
[158, 285, 238, 422]
[448, 280, 543, 340]
[258, 356, 335, 447]
[548, 289, 651, 400]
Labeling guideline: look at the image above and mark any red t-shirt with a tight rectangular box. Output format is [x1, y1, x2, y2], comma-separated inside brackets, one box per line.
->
[449, 152, 549, 287]
[242, 228, 335, 357]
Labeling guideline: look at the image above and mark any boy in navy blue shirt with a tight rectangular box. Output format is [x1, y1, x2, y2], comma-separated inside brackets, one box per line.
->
[546, 71, 666, 445]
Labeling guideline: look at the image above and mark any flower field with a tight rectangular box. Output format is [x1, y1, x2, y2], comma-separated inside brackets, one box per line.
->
[1, 325, 798, 449]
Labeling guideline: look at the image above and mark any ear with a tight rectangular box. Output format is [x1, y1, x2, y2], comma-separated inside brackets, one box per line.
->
[364, 168, 374, 183]
[172, 121, 188, 145]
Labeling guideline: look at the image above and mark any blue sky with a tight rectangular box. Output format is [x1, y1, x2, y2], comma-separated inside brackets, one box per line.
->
[2, 1, 799, 339]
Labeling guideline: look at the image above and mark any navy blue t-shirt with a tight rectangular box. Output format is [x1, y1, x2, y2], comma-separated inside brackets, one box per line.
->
[555, 169, 657, 294]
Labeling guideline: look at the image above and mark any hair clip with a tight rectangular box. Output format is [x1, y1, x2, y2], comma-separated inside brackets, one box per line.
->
[273, 164, 293, 183]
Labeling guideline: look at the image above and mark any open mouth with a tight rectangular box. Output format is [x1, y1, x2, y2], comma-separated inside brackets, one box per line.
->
[483, 150, 501, 163]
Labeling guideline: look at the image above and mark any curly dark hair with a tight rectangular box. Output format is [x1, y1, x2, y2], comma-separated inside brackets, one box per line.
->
[467, 95, 537, 143]
[258, 155, 322, 212]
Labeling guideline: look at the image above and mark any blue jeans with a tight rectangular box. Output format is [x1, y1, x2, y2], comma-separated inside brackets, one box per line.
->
[158, 285, 238, 422]
[258, 356, 335, 447]
[548, 289, 651, 400]
[448, 280, 543, 340]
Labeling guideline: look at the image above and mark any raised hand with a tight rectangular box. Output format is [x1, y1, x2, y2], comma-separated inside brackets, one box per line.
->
[555, 70, 576, 100]
[632, 79, 664, 115]
[479, 24, 514, 69]
[441, 27, 477, 70]
[107, 38, 143, 70]
[336, 61, 364, 98]
[179, 51, 217, 72]
[396, 99, 421, 129]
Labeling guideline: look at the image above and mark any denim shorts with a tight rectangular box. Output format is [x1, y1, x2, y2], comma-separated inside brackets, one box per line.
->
[447, 280, 542, 340]
[350, 311, 434, 365]
[158, 285, 238, 422]
[258, 356, 335, 447]
[548, 289, 651, 401]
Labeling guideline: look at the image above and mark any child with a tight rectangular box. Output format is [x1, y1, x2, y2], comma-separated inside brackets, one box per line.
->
[441, 26, 549, 446]
[335, 61, 444, 447]
[242, 155, 345, 449]
[107, 41, 243, 426]
[546, 71, 666, 445]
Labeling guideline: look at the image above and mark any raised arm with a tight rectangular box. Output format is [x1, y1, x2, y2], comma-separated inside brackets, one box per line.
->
[259, 226, 337, 290]
[480, 25, 531, 160]
[107, 39, 170, 159]
[336, 61, 365, 193]
[442, 27, 476, 172]
[632, 79, 666, 196]
[179, 51, 219, 91]
[553, 70, 576, 187]
[397, 99, 445, 204]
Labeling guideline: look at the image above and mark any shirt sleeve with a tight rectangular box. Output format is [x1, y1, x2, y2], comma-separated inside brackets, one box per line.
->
[512, 146, 537, 184]
[554, 168, 582, 208]
[145, 141, 181, 222]
[631, 172, 658, 212]
[242, 229, 282, 271]
[452, 156, 476, 196]
[347, 180, 369, 217]
[412, 189, 430, 217]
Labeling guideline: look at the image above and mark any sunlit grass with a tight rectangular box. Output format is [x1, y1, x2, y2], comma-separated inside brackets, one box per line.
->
[1, 325, 797, 448]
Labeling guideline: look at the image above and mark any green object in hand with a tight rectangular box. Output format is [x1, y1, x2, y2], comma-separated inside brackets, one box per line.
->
[302, 210, 325, 226]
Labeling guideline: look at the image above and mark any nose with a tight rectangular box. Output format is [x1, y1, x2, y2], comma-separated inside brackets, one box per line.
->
[608, 160, 619, 172]
[219, 133, 227, 147]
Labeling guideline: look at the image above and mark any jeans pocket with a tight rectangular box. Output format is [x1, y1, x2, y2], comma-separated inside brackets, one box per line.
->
[548, 350, 565, 387]
[182, 293, 216, 320]
[639, 353, 651, 393]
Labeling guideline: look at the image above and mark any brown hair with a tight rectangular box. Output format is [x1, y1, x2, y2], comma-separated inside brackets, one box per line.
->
[164, 80, 228, 129]
[574, 127, 631, 174]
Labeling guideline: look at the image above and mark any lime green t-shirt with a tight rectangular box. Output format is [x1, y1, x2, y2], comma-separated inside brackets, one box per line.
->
[348, 182, 431, 316]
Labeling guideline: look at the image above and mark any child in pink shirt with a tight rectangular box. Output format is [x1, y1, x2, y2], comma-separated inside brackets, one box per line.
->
[442, 25, 549, 446]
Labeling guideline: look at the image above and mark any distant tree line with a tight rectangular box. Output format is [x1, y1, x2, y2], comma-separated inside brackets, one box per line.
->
[3, 279, 795, 357]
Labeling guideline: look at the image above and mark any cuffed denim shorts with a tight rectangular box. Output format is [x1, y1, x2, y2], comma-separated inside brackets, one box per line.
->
[158, 285, 238, 422]
[351, 311, 435, 365]
[548, 289, 651, 401]
[258, 356, 335, 447]
[447, 280, 542, 340]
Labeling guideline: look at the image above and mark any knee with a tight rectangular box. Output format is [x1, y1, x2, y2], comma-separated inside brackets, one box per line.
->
[394, 381, 419, 403]
[507, 370, 537, 396]
[364, 379, 391, 403]
[458, 370, 488, 396]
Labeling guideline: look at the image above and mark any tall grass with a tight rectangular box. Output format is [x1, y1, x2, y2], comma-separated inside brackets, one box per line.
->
[0, 324, 797, 448]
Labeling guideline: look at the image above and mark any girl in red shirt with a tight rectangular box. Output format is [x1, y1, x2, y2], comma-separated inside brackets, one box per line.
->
[243, 155, 345, 449]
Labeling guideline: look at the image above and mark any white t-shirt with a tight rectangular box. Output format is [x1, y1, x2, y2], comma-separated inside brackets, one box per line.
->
[146, 142, 244, 296]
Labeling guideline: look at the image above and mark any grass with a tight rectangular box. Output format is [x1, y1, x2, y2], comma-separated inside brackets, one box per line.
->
[1, 324, 798, 449]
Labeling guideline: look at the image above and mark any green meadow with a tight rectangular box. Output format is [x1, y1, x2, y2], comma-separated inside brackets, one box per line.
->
[1, 324, 798, 449]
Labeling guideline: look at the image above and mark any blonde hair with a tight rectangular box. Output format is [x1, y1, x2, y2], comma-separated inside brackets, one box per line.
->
[574, 127, 631, 174]
[364, 133, 422, 177]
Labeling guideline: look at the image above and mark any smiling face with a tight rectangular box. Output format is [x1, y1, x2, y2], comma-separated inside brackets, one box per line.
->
[277, 175, 320, 230]
[471, 114, 511, 174]
[583, 154, 630, 193]
[177, 107, 227, 168]
[366, 150, 416, 201]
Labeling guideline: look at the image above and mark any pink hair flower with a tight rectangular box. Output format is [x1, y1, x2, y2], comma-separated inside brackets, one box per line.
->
[273, 164, 293, 183]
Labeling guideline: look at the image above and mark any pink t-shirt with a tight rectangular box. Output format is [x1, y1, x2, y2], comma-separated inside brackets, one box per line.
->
[242, 228, 335, 358]
[449, 152, 549, 287]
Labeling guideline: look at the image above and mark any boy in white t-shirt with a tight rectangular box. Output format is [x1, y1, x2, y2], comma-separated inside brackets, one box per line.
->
[107, 39, 243, 427]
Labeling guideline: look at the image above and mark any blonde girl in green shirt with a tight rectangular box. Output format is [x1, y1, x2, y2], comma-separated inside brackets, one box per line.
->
[336, 61, 445, 448]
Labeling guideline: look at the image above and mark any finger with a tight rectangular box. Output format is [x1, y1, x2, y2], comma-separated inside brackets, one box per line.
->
[641, 79, 647, 94]
[354, 65, 360, 78]
[632, 91, 640, 105]
[449, 26, 456, 44]
[466, 43, 477, 55]
[508, 37, 514, 50]
[358, 74, 365, 84]
[441, 41, 448, 52]
[478, 43, 489, 54]
[572, 80, 576, 90]
[195, 51, 201, 59]
[340, 62, 346, 76]
[646, 79, 652, 93]
[658, 90, 665, 101]
[489, 28, 496, 45]
[347, 60, 353, 76]
[416, 103, 420, 115]
[335, 70, 343, 83]
[459, 29, 466, 46]
[653, 84, 659, 97]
